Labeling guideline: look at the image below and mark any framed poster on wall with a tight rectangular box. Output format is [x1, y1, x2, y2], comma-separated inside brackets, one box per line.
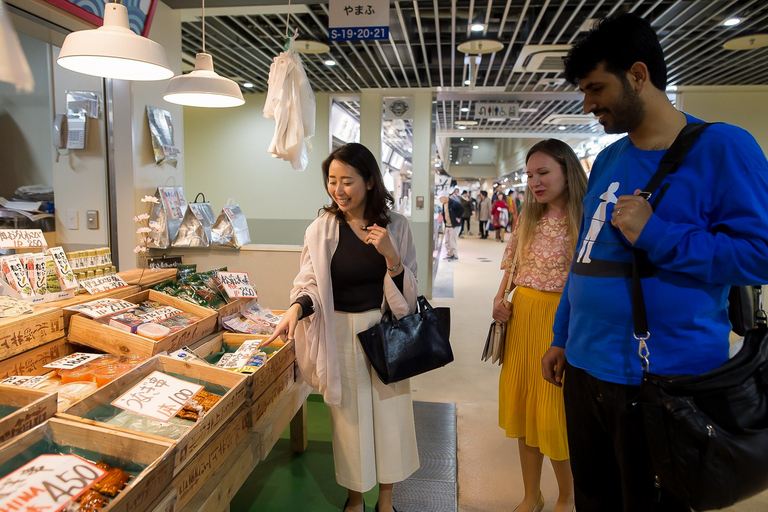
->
[43, 0, 159, 37]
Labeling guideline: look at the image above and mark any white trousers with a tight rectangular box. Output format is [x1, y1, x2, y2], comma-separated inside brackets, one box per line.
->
[444, 226, 459, 257]
[329, 310, 420, 492]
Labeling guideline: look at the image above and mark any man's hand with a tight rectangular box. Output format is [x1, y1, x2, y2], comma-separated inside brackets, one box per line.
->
[611, 189, 653, 244]
[542, 346, 566, 387]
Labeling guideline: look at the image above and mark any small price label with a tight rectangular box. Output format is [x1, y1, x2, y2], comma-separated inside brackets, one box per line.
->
[0, 229, 47, 249]
[0, 454, 106, 511]
[80, 274, 129, 295]
[218, 271, 257, 299]
[64, 298, 135, 318]
[44, 352, 104, 370]
[0, 375, 50, 387]
[112, 371, 203, 422]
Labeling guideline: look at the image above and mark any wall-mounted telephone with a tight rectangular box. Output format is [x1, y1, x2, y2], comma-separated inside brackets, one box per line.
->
[53, 112, 86, 150]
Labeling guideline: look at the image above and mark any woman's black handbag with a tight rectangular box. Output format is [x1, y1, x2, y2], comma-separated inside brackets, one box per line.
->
[630, 123, 768, 510]
[357, 296, 453, 384]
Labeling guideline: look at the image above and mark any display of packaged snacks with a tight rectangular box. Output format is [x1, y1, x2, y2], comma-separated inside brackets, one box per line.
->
[175, 389, 221, 421]
[241, 303, 281, 328]
[136, 323, 171, 340]
[176, 264, 197, 281]
[156, 311, 202, 333]
[92, 462, 131, 497]
[0, 295, 34, 317]
[108, 311, 148, 333]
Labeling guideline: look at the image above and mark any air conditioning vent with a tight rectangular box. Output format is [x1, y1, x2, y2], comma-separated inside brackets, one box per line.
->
[542, 114, 597, 125]
[513, 45, 571, 73]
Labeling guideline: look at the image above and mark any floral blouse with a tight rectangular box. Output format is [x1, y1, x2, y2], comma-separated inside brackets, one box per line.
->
[500, 211, 571, 292]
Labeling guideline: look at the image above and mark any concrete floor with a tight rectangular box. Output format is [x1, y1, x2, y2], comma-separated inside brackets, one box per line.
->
[410, 233, 768, 512]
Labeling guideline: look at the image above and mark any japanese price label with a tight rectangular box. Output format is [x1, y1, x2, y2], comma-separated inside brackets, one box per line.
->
[218, 271, 257, 299]
[160, 187, 187, 220]
[0, 229, 47, 249]
[221, 339, 264, 369]
[44, 352, 104, 370]
[1, 375, 50, 387]
[0, 454, 106, 511]
[63, 298, 135, 318]
[112, 371, 203, 422]
[46, 247, 78, 290]
[80, 274, 129, 295]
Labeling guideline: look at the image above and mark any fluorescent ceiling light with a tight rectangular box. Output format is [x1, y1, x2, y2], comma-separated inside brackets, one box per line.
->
[458, 125, 467, 130]
[57, 3, 172, 81]
[464, 79, 470, 85]
[324, 60, 336, 66]
[519, 107, 539, 113]
[243, 82, 254, 88]
[460, 107, 469, 112]
[473, 145, 479, 149]
[470, 23, 485, 32]
[723, 17, 742, 27]
[455, 120, 478, 126]
[558, 125, 566, 131]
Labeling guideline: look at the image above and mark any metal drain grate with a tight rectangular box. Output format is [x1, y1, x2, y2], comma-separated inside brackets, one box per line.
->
[394, 401, 457, 512]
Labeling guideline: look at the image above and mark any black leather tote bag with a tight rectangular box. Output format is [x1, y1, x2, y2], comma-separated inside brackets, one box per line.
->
[357, 296, 453, 384]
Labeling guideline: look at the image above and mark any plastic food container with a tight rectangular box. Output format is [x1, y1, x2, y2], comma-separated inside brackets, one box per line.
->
[59, 365, 95, 383]
[90, 354, 121, 369]
[136, 323, 171, 341]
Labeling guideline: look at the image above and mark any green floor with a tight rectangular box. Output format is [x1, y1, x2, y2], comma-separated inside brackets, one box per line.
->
[230, 394, 381, 511]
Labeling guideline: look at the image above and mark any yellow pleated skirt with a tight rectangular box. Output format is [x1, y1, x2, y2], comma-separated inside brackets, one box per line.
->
[498, 286, 569, 461]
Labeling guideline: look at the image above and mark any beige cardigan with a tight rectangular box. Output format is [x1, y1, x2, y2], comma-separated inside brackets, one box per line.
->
[290, 211, 419, 406]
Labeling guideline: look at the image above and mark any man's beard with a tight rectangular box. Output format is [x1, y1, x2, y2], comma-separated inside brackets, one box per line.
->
[602, 77, 645, 134]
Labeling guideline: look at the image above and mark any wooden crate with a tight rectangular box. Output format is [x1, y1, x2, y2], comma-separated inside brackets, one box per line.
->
[56, 285, 141, 329]
[0, 384, 56, 443]
[193, 333, 296, 406]
[0, 306, 64, 361]
[118, 268, 178, 290]
[0, 418, 174, 512]
[250, 362, 296, 429]
[67, 290, 218, 358]
[0, 336, 73, 379]
[215, 297, 253, 328]
[59, 355, 248, 475]
[172, 406, 251, 509]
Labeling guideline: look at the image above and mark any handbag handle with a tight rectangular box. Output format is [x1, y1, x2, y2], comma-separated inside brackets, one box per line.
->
[194, 192, 207, 203]
[501, 239, 520, 309]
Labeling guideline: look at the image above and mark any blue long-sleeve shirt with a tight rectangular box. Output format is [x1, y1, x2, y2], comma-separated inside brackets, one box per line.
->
[552, 114, 768, 385]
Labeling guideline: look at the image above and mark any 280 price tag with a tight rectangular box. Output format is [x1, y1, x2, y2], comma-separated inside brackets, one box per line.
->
[112, 371, 203, 422]
[0, 454, 106, 511]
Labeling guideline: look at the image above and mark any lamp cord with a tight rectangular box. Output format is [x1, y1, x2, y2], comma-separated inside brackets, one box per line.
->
[201, 0, 206, 53]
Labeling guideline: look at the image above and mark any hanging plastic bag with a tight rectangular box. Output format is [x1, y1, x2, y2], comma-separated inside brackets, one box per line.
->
[148, 186, 187, 249]
[211, 202, 251, 249]
[172, 193, 216, 248]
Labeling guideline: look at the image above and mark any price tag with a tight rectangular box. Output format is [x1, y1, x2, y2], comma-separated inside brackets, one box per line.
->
[80, 274, 129, 295]
[0, 229, 47, 249]
[221, 339, 264, 369]
[0, 375, 50, 387]
[217, 271, 257, 299]
[63, 298, 135, 318]
[160, 187, 186, 220]
[112, 371, 203, 422]
[44, 352, 104, 370]
[0, 454, 106, 511]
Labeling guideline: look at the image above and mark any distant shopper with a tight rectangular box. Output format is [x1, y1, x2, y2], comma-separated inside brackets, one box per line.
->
[460, 190, 473, 236]
[493, 139, 587, 512]
[491, 192, 509, 243]
[266, 143, 419, 512]
[440, 190, 463, 261]
[478, 191, 492, 239]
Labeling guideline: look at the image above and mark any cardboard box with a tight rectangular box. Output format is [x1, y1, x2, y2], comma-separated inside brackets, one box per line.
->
[0, 384, 56, 443]
[0, 306, 64, 361]
[67, 290, 218, 358]
[0, 336, 74, 379]
[0, 418, 174, 512]
[59, 355, 247, 475]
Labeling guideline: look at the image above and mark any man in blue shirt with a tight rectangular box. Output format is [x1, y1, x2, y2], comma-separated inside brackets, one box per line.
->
[542, 13, 768, 512]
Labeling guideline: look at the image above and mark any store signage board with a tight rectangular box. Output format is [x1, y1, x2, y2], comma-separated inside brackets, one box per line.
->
[81, 274, 129, 295]
[0, 454, 106, 512]
[44, 352, 105, 370]
[328, 0, 389, 41]
[63, 298, 136, 319]
[0, 229, 47, 249]
[148, 256, 184, 269]
[218, 271, 257, 299]
[112, 371, 203, 422]
[473, 102, 520, 121]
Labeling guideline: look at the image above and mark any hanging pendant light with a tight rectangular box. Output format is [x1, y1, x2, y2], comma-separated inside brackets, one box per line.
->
[57, 2, 173, 81]
[163, 0, 244, 108]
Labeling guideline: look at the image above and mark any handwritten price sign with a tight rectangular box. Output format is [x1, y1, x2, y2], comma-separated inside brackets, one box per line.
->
[44, 352, 105, 370]
[81, 274, 129, 295]
[218, 271, 257, 299]
[0, 454, 106, 511]
[0, 229, 47, 249]
[112, 371, 203, 422]
[63, 298, 136, 319]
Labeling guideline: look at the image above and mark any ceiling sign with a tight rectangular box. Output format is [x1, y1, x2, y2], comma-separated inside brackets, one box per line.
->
[384, 98, 413, 120]
[328, 0, 389, 41]
[473, 102, 520, 121]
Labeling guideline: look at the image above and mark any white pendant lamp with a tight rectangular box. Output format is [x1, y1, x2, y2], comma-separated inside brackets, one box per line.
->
[57, 3, 173, 81]
[163, 0, 244, 108]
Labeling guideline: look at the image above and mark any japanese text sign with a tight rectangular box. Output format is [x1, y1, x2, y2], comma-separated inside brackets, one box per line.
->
[218, 271, 257, 299]
[328, 0, 389, 41]
[44, 352, 105, 370]
[0, 229, 47, 249]
[63, 298, 135, 319]
[0, 454, 106, 511]
[112, 371, 203, 422]
[80, 274, 129, 295]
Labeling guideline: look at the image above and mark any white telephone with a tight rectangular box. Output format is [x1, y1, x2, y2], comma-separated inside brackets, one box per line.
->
[53, 111, 86, 150]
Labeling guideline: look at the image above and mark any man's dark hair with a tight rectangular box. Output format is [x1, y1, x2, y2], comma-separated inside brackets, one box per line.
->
[480, 190, 488, 198]
[563, 13, 667, 91]
[321, 143, 394, 227]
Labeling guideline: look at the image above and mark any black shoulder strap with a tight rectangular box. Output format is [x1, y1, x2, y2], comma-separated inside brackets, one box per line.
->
[642, 122, 712, 199]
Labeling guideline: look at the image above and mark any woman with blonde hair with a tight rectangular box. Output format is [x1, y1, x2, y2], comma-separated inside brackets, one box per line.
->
[491, 139, 587, 512]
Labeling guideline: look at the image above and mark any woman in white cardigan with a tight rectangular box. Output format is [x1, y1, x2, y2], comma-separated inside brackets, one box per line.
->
[266, 143, 419, 512]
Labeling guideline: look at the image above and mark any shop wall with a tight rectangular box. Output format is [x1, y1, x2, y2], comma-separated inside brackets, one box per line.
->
[0, 33, 53, 201]
[677, 86, 768, 156]
[183, 91, 332, 245]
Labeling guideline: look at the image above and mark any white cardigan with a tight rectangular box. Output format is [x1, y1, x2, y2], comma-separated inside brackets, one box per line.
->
[290, 211, 419, 406]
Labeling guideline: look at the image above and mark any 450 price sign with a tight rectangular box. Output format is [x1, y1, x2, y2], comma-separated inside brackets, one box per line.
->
[0, 454, 107, 511]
